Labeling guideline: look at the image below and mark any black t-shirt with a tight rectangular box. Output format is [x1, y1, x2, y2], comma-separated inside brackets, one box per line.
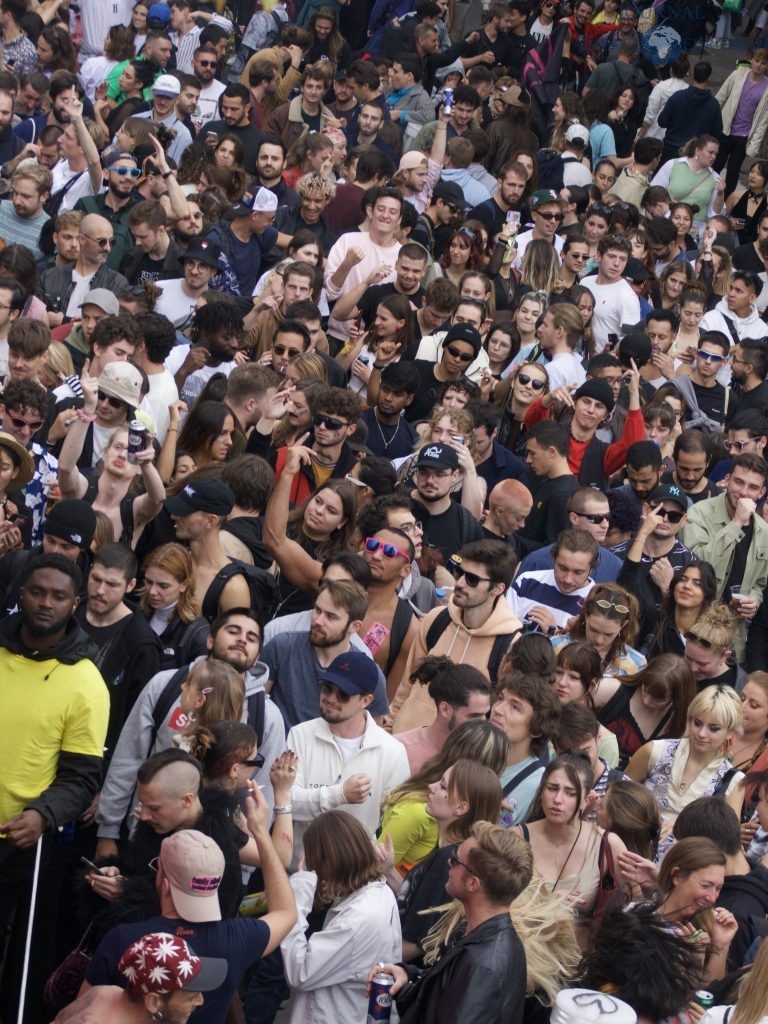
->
[74, 609, 130, 679]
[301, 107, 322, 132]
[467, 197, 507, 241]
[358, 283, 424, 328]
[519, 473, 580, 545]
[733, 241, 763, 273]
[724, 518, 754, 596]
[131, 251, 166, 283]
[362, 408, 417, 459]
[398, 844, 454, 949]
[691, 378, 726, 425]
[420, 498, 484, 561]
[660, 470, 719, 505]
[404, 360, 445, 423]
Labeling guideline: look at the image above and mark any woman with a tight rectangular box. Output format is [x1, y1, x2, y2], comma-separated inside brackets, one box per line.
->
[627, 226, 653, 272]
[698, 244, 734, 306]
[140, 542, 210, 670]
[511, 149, 538, 189]
[114, 113, 155, 155]
[212, 134, 246, 172]
[304, 5, 351, 71]
[36, 24, 77, 74]
[607, 86, 640, 164]
[493, 360, 549, 455]
[649, 562, 718, 657]
[483, 321, 518, 380]
[380, 716, 509, 876]
[282, 810, 401, 1024]
[98, 61, 154, 137]
[173, 401, 235, 473]
[0, 431, 33, 553]
[439, 226, 485, 289]
[530, 0, 559, 42]
[382, 760, 502, 960]
[249, 379, 325, 461]
[130, 0, 148, 48]
[507, 294, 546, 358]
[460, 270, 494, 317]
[519, 753, 628, 949]
[652, 135, 725, 229]
[702, 936, 768, 1024]
[520, 239, 561, 295]
[596, 654, 697, 769]
[728, 159, 768, 245]
[596, 779, 661, 862]
[550, 94, 588, 153]
[671, 202, 698, 252]
[79, 25, 135, 103]
[658, 261, 694, 311]
[341, 294, 414, 396]
[552, 583, 645, 678]
[286, 352, 327, 384]
[626, 685, 745, 854]
[0, 245, 47, 321]
[683, 602, 746, 691]
[284, 134, 333, 191]
[592, 0, 619, 23]
[551, 642, 621, 766]
[673, 289, 707, 357]
[583, 203, 613, 263]
[263, 446, 358, 612]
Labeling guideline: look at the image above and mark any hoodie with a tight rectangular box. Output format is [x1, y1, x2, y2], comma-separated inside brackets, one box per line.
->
[96, 657, 286, 840]
[658, 86, 723, 152]
[0, 614, 109, 829]
[700, 298, 767, 345]
[389, 598, 522, 732]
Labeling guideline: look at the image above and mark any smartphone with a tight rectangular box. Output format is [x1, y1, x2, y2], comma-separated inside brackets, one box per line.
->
[607, 333, 619, 351]
[80, 856, 101, 873]
[450, 434, 464, 445]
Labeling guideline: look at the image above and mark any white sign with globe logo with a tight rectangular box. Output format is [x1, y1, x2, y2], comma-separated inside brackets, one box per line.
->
[641, 25, 684, 64]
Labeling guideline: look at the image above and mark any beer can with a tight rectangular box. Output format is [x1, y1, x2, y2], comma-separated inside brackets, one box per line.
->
[127, 420, 148, 464]
[442, 86, 454, 115]
[694, 991, 714, 1010]
[367, 972, 394, 1022]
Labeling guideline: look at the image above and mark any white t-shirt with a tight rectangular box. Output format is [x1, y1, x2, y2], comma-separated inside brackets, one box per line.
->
[324, 233, 402, 340]
[51, 160, 96, 212]
[193, 80, 226, 130]
[79, 0, 132, 57]
[165, 344, 237, 406]
[546, 350, 587, 390]
[146, 370, 179, 445]
[529, 17, 553, 42]
[562, 157, 594, 188]
[65, 268, 96, 319]
[513, 229, 564, 270]
[154, 279, 199, 329]
[582, 274, 641, 353]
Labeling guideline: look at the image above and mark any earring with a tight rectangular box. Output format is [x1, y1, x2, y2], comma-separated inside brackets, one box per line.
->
[152, 1014, 164, 1023]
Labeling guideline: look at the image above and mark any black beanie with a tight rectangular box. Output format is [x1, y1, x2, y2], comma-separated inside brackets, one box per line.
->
[443, 323, 482, 357]
[44, 499, 97, 549]
[573, 377, 615, 414]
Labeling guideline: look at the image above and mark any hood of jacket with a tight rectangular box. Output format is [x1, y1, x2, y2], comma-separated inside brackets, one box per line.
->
[688, 85, 718, 106]
[714, 296, 762, 326]
[246, 659, 269, 695]
[445, 595, 522, 637]
[0, 612, 98, 664]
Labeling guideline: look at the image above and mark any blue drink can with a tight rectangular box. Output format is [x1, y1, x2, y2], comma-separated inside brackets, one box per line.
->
[442, 87, 454, 115]
[367, 972, 394, 1022]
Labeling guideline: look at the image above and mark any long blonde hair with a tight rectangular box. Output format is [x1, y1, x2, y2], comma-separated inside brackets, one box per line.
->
[731, 935, 768, 1024]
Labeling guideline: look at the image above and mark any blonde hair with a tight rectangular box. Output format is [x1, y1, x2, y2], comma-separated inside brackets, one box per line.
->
[685, 601, 738, 654]
[43, 340, 74, 384]
[288, 351, 327, 381]
[687, 683, 743, 736]
[181, 658, 246, 757]
[521, 240, 561, 294]
[730, 933, 768, 1024]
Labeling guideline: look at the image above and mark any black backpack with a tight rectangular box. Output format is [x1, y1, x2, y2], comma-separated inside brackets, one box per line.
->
[201, 559, 279, 626]
[535, 150, 581, 193]
[425, 608, 520, 682]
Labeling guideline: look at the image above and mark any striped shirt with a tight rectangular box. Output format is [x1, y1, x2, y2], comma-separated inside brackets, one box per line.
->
[506, 569, 594, 629]
[171, 26, 202, 75]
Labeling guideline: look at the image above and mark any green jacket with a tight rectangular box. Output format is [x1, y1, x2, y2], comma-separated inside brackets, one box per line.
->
[681, 492, 768, 661]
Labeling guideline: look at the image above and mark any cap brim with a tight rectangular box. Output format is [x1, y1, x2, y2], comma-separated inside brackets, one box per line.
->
[169, 881, 222, 925]
[164, 494, 197, 516]
[416, 458, 455, 472]
[183, 955, 228, 991]
[153, 90, 179, 97]
[319, 670, 373, 696]
[182, 255, 220, 269]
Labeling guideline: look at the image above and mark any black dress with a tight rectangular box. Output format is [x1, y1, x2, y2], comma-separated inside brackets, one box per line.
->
[730, 189, 768, 245]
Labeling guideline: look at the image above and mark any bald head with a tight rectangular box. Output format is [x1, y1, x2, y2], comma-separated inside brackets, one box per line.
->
[79, 214, 114, 264]
[488, 479, 533, 536]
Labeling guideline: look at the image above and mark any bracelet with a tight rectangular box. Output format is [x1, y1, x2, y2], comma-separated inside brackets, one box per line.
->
[161, 170, 173, 179]
[167, 427, 178, 432]
[77, 409, 97, 422]
[273, 805, 293, 815]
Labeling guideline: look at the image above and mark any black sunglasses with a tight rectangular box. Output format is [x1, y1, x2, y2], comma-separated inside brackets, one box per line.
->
[98, 390, 125, 409]
[573, 511, 609, 524]
[517, 373, 546, 390]
[656, 507, 685, 524]
[447, 557, 493, 588]
[684, 629, 713, 648]
[445, 346, 474, 362]
[242, 753, 265, 769]
[314, 414, 349, 431]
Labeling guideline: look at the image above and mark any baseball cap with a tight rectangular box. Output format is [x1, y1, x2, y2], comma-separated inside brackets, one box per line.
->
[552, 989, 637, 1024]
[153, 74, 181, 97]
[98, 361, 143, 410]
[44, 499, 97, 549]
[335, 67, 349, 81]
[180, 238, 222, 269]
[443, 322, 482, 356]
[647, 483, 689, 512]
[164, 479, 235, 517]
[147, 2, 172, 25]
[118, 932, 228, 994]
[159, 830, 224, 922]
[618, 331, 653, 368]
[415, 442, 460, 472]
[320, 651, 380, 696]
[230, 186, 278, 218]
[623, 257, 650, 282]
[432, 180, 469, 210]
[530, 189, 561, 210]
[399, 151, 428, 171]
[565, 123, 590, 145]
[81, 288, 119, 315]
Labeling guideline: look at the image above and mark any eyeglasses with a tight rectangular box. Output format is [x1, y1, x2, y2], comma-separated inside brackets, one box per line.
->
[684, 629, 713, 648]
[448, 851, 476, 874]
[724, 437, 757, 452]
[314, 414, 350, 431]
[730, 355, 752, 366]
[445, 346, 474, 362]
[81, 233, 114, 247]
[365, 537, 411, 563]
[536, 211, 564, 222]
[656, 507, 685, 523]
[241, 754, 265, 769]
[517, 373, 546, 390]
[447, 557, 493, 588]
[98, 390, 125, 409]
[573, 511, 609, 524]
[593, 597, 629, 615]
[398, 520, 422, 535]
[7, 413, 43, 432]
[344, 474, 369, 488]
[273, 344, 303, 357]
[197, 59, 217, 67]
[697, 349, 725, 363]
[148, 856, 159, 874]
[108, 165, 141, 178]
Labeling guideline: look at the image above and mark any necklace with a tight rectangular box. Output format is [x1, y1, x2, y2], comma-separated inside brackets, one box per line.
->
[373, 408, 402, 451]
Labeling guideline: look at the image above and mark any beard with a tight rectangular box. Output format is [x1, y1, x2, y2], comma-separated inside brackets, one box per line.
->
[309, 624, 347, 648]
[21, 609, 71, 638]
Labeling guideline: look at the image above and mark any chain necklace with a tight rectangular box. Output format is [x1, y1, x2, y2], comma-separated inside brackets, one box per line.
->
[373, 409, 402, 451]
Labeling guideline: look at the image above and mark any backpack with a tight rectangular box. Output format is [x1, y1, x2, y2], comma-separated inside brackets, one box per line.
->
[201, 560, 279, 626]
[535, 150, 581, 193]
[425, 608, 520, 682]
[228, 10, 284, 82]
[149, 665, 266, 751]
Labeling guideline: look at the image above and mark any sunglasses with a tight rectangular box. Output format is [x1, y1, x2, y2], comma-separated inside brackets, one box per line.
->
[456, 226, 478, 241]
[684, 629, 713, 648]
[447, 557, 493, 588]
[724, 438, 757, 452]
[314, 414, 349, 431]
[109, 165, 141, 178]
[241, 753, 265, 769]
[593, 597, 629, 615]
[365, 536, 411, 563]
[448, 852, 476, 874]
[517, 373, 546, 390]
[273, 344, 303, 357]
[536, 211, 563, 222]
[197, 59, 217, 67]
[98, 390, 125, 409]
[8, 413, 43, 432]
[573, 511, 609, 524]
[81, 234, 114, 247]
[319, 680, 353, 702]
[656, 507, 685, 523]
[344, 474, 369, 488]
[697, 350, 725, 363]
[445, 346, 474, 362]
[568, 252, 588, 261]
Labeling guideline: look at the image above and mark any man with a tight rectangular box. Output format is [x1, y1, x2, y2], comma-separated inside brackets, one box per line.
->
[468, 159, 528, 240]
[129, 313, 178, 444]
[594, 7, 645, 63]
[219, 454, 276, 567]
[378, 822, 531, 1024]
[38, 214, 129, 326]
[391, 540, 521, 732]
[96, 607, 286, 854]
[608, 135, 663, 207]
[615, 482, 695, 637]
[271, 171, 337, 258]
[402, 310, 487, 417]
[53, 312, 140, 410]
[682, 453, 768, 660]
[396, 660, 492, 772]
[287, 649, 409, 863]
[408, 442, 484, 561]
[253, 134, 299, 208]
[265, 64, 333, 150]
[0, 88, 23, 174]
[262, 580, 390, 729]
[354, 101, 397, 163]
[48, 98, 104, 215]
[210, 186, 280, 296]
[135, 74, 193, 164]
[726, 341, 768, 423]
[556, 124, 594, 188]
[169, 0, 204, 73]
[62, 360, 143, 473]
[6, 319, 51, 385]
[616, 440, 662, 508]
[165, 299, 242, 405]
[701, 272, 766, 348]
[0, 0, 37, 76]
[408, 83, 481, 155]
[658, 62, 722, 164]
[323, 146, 394, 238]
[385, 53, 437, 135]
[247, 59, 280, 132]
[512, 188, 568, 268]
[257, 319, 312, 379]
[518, 485, 623, 582]
[536, 302, 588, 389]
[0, 164, 50, 260]
[674, 332, 729, 429]
[410, 179, 463, 257]
[469, 402, 528, 495]
[509, 527, 598, 632]
[74, 543, 162, 764]
[483, 479, 533, 545]
[273, 385, 361, 505]
[584, 36, 647, 94]
[662, 429, 719, 504]
[0, 553, 107, 1010]
[332, 243, 428, 330]
[74, 151, 141, 270]
[121, 199, 182, 285]
[164, 479, 252, 619]
[154, 238, 222, 332]
[519, 421, 580, 546]
[0, 274, 23, 377]
[362, 361, 419, 460]
[646, 216, 687, 276]
[192, 43, 227, 128]
[201, 84, 265, 170]
[582, 235, 641, 352]
[710, 410, 768, 485]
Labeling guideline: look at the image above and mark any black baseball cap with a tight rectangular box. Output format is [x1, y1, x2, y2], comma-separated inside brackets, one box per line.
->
[415, 442, 460, 472]
[647, 483, 689, 512]
[432, 180, 469, 210]
[624, 257, 650, 282]
[165, 479, 235, 516]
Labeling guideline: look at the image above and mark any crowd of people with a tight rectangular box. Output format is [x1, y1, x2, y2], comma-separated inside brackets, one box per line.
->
[3, 0, 768, 1022]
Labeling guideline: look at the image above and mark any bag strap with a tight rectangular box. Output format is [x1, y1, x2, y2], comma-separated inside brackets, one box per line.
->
[425, 607, 451, 651]
[720, 314, 741, 348]
[502, 758, 546, 797]
[598, 830, 616, 886]
[150, 665, 190, 750]
[246, 690, 266, 747]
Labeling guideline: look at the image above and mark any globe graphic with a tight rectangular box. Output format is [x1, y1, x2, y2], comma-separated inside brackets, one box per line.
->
[641, 25, 684, 64]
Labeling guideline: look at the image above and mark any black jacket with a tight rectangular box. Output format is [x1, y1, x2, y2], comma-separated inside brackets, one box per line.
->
[0, 543, 93, 615]
[0, 614, 104, 829]
[119, 236, 184, 285]
[718, 862, 768, 968]
[396, 912, 527, 1024]
[37, 262, 131, 316]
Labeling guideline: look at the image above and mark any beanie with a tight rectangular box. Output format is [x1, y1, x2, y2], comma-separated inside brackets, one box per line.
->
[443, 323, 482, 357]
[44, 499, 97, 549]
[573, 378, 615, 414]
